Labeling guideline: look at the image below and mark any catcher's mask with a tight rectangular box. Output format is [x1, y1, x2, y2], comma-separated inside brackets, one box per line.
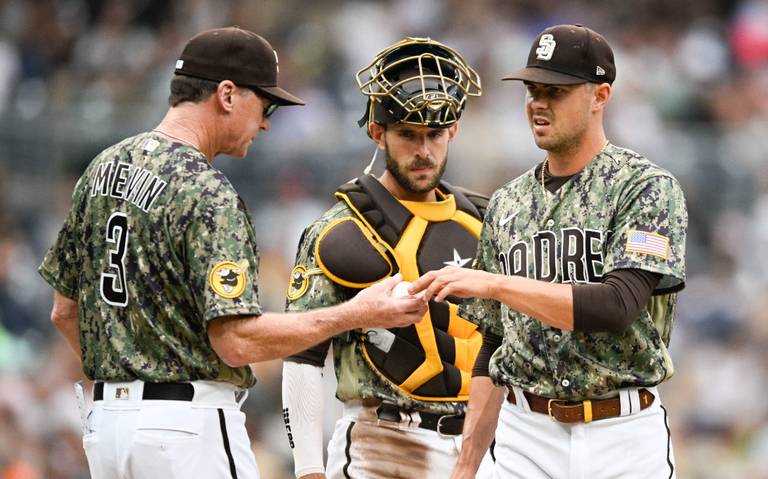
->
[356, 37, 482, 130]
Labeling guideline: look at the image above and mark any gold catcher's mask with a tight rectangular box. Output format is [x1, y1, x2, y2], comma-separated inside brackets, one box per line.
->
[356, 37, 482, 129]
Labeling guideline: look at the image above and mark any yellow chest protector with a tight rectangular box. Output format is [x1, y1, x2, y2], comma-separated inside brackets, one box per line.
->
[315, 175, 487, 401]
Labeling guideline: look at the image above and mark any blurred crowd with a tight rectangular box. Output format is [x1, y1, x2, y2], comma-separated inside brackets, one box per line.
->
[1, 0, 767, 477]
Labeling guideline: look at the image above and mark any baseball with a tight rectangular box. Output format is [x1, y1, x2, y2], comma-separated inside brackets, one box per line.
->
[391, 281, 413, 298]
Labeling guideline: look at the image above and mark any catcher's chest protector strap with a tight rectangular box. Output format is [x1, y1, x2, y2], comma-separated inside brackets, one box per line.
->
[318, 175, 486, 401]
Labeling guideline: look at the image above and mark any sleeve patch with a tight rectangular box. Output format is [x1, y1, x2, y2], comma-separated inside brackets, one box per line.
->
[286, 265, 323, 301]
[209, 260, 248, 298]
[625, 230, 669, 259]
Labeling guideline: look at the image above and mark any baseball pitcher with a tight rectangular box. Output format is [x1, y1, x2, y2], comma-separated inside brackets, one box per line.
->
[411, 24, 687, 479]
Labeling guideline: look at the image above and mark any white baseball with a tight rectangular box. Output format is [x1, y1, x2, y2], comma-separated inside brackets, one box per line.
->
[391, 281, 413, 298]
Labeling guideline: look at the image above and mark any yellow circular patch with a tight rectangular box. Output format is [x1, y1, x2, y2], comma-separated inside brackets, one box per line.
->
[286, 265, 309, 301]
[209, 261, 247, 299]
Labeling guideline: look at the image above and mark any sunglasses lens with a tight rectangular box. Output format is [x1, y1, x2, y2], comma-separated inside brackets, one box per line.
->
[264, 103, 279, 118]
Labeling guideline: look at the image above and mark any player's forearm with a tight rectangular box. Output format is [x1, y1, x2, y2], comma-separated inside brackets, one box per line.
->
[50, 291, 82, 360]
[455, 376, 504, 471]
[210, 301, 364, 365]
[212, 275, 426, 365]
[491, 275, 574, 331]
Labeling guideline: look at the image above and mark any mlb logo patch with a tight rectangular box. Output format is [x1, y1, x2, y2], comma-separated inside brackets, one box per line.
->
[143, 138, 160, 152]
[625, 230, 669, 259]
[114, 387, 130, 400]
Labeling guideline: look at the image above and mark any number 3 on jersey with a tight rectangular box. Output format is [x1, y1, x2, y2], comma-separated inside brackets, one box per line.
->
[100, 212, 129, 307]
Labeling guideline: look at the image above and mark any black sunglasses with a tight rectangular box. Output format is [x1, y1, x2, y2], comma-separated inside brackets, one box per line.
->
[237, 84, 279, 118]
[263, 102, 279, 119]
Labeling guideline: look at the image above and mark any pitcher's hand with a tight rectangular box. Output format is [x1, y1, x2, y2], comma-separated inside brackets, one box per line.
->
[409, 266, 499, 303]
[449, 467, 478, 479]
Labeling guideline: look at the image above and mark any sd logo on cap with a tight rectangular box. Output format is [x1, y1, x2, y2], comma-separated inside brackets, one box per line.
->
[503, 24, 616, 85]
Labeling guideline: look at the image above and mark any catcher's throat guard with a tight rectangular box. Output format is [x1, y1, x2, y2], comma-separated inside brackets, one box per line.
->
[356, 37, 482, 128]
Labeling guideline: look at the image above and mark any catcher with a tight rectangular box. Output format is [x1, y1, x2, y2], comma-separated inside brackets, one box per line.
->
[281, 37, 494, 479]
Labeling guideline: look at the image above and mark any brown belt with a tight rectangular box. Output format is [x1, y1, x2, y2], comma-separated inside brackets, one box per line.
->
[506, 388, 654, 423]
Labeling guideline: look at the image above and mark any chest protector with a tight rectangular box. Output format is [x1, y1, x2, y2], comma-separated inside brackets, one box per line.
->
[315, 175, 487, 401]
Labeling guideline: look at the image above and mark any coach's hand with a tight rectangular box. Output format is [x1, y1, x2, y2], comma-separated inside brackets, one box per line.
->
[351, 274, 428, 329]
[298, 474, 325, 479]
[409, 266, 499, 303]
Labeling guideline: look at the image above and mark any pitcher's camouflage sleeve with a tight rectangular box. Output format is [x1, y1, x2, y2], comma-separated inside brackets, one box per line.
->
[185, 198, 263, 322]
[458, 192, 503, 336]
[603, 173, 687, 292]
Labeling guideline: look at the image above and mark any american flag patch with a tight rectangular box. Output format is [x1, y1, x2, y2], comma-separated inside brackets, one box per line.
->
[626, 230, 669, 259]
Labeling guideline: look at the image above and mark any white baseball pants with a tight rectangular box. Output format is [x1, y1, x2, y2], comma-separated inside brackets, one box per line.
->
[493, 387, 676, 479]
[325, 401, 495, 479]
[81, 380, 259, 479]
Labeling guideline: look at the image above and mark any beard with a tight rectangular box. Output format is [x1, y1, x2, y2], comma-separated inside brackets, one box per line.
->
[534, 131, 582, 154]
[530, 109, 590, 155]
[383, 145, 448, 194]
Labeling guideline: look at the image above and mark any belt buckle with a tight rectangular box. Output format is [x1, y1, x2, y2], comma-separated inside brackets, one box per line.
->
[548, 398, 593, 423]
[436, 414, 460, 438]
[547, 398, 561, 421]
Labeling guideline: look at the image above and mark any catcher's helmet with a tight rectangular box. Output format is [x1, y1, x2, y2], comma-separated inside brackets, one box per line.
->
[356, 37, 482, 129]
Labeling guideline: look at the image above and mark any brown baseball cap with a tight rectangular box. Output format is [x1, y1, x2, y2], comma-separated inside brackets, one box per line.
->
[175, 26, 304, 106]
[502, 24, 615, 85]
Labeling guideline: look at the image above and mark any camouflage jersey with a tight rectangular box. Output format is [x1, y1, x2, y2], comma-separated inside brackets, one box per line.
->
[39, 132, 262, 388]
[461, 143, 687, 400]
[287, 199, 468, 416]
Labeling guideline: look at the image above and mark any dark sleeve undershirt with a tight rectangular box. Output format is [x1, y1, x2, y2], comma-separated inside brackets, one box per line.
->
[471, 268, 660, 378]
[572, 269, 661, 334]
[472, 331, 503, 377]
[538, 162, 662, 334]
[284, 338, 332, 367]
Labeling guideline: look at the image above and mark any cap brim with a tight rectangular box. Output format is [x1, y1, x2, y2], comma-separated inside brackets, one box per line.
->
[501, 67, 587, 85]
[253, 85, 305, 106]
